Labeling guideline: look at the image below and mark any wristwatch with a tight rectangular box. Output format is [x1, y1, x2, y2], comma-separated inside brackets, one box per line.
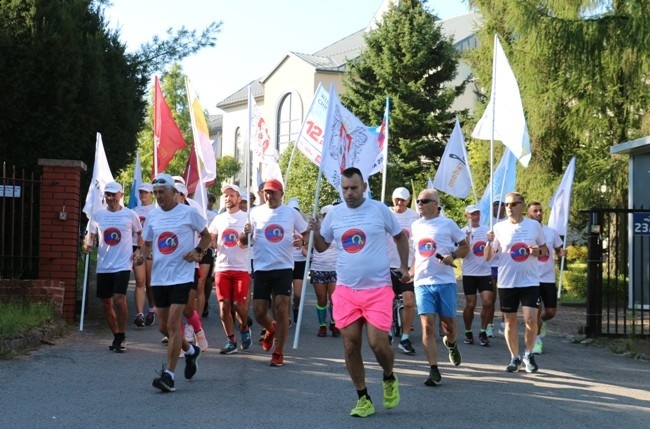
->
[194, 246, 204, 255]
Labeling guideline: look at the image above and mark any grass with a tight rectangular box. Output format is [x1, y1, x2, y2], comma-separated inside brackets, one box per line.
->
[0, 301, 55, 338]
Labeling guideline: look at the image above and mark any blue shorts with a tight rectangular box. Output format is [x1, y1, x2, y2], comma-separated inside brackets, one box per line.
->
[415, 283, 457, 318]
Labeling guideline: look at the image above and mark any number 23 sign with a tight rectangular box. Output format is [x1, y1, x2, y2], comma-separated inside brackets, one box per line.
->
[633, 213, 650, 236]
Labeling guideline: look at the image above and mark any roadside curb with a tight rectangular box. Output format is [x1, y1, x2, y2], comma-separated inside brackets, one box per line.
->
[0, 318, 68, 358]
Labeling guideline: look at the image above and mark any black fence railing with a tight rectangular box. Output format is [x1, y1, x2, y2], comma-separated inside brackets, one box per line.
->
[584, 207, 650, 338]
[1, 162, 41, 279]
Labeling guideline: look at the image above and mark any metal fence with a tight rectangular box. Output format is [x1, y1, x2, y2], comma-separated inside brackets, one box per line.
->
[1, 162, 41, 279]
[584, 207, 650, 338]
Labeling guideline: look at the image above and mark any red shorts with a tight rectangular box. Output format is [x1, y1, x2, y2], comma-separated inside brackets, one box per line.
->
[215, 270, 251, 303]
[332, 285, 393, 332]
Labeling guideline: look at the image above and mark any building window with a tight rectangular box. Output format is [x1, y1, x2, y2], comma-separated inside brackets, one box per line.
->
[276, 92, 302, 154]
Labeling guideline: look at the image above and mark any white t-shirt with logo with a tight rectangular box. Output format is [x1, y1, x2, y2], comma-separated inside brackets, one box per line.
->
[209, 209, 248, 271]
[89, 208, 141, 273]
[143, 203, 207, 286]
[538, 224, 563, 283]
[249, 204, 308, 271]
[320, 199, 401, 290]
[411, 216, 466, 286]
[462, 224, 491, 276]
[491, 218, 546, 288]
[310, 240, 338, 271]
[132, 203, 156, 243]
[386, 208, 420, 268]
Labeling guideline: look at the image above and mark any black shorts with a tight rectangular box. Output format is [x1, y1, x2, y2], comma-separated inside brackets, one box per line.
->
[152, 283, 192, 308]
[293, 261, 306, 280]
[539, 282, 558, 309]
[499, 286, 540, 313]
[253, 269, 293, 300]
[491, 266, 499, 281]
[96, 270, 131, 299]
[462, 275, 493, 295]
[390, 268, 415, 295]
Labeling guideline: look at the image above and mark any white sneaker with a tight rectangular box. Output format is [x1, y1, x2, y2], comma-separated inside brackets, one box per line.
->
[184, 324, 195, 343]
[533, 338, 543, 355]
[486, 324, 494, 338]
[195, 329, 208, 351]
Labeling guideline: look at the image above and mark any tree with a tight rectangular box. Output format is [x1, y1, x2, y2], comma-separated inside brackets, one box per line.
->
[466, 1, 650, 219]
[341, 0, 467, 202]
[0, 0, 220, 176]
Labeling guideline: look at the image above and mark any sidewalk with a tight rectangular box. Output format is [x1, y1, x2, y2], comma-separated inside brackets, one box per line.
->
[1, 280, 649, 428]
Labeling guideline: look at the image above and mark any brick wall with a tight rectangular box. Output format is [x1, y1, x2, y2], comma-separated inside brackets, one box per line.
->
[37, 159, 86, 323]
[0, 279, 65, 316]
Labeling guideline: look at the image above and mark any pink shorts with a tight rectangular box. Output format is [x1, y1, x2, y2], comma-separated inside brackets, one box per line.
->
[215, 270, 251, 303]
[332, 285, 393, 332]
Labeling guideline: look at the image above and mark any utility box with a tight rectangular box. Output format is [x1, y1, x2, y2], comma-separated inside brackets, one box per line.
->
[610, 136, 650, 309]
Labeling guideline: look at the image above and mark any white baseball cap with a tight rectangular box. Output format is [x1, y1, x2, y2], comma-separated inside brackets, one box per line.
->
[465, 204, 480, 214]
[103, 182, 123, 194]
[392, 187, 410, 200]
[221, 184, 241, 195]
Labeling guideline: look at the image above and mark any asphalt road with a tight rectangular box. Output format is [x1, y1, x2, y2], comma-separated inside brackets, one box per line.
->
[1, 282, 649, 428]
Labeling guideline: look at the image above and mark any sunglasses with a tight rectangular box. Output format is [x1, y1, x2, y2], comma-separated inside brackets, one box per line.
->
[416, 199, 437, 205]
[504, 201, 523, 208]
[152, 178, 169, 185]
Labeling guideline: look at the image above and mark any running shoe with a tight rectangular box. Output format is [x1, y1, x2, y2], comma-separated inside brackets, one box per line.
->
[383, 375, 400, 409]
[161, 336, 168, 344]
[540, 321, 547, 338]
[330, 322, 341, 337]
[424, 366, 442, 386]
[523, 353, 539, 373]
[486, 324, 494, 338]
[134, 313, 145, 328]
[350, 396, 375, 418]
[262, 323, 276, 351]
[152, 365, 175, 392]
[318, 325, 327, 337]
[443, 336, 461, 366]
[399, 338, 416, 354]
[506, 356, 522, 372]
[184, 346, 201, 379]
[145, 311, 155, 327]
[269, 352, 284, 367]
[464, 332, 474, 344]
[184, 324, 195, 343]
[478, 331, 490, 347]
[533, 338, 543, 355]
[258, 329, 266, 344]
[195, 329, 208, 352]
[240, 330, 252, 351]
[220, 340, 238, 355]
[109, 337, 126, 353]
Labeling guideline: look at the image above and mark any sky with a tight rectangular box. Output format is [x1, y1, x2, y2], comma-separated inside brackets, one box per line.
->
[104, 0, 469, 114]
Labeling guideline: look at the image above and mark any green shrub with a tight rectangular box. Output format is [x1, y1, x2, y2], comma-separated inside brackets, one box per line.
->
[562, 269, 587, 298]
[566, 245, 588, 263]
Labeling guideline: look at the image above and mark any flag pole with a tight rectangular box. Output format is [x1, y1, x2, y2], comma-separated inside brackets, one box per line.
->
[380, 97, 389, 203]
[246, 85, 253, 269]
[153, 77, 159, 177]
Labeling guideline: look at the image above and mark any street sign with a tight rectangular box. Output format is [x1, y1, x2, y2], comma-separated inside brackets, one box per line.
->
[632, 212, 650, 235]
[0, 185, 21, 197]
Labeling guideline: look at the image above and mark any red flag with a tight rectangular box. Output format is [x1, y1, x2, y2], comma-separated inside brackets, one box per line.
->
[153, 76, 187, 177]
[182, 145, 215, 195]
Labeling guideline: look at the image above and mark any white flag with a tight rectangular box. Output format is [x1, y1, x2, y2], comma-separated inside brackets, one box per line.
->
[186, 77, 217, 182]
[249, 93, 284, 186]
[433, 117, 473, 198]
[82, 133, 115, 220]
[472, 34, 532, 168]
[320, 84, 382, 193]
[369, 97, 389, 176]
[548, 157, 576, 236]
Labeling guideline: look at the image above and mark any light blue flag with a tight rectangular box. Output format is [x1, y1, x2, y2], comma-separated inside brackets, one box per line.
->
[478, 149, 516, 226]
[127, 153, 142, 209]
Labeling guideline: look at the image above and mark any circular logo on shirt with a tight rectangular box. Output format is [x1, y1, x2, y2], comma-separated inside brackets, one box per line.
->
[341, 229, 366, 253]
[418, 238, 436, 258]
[139, 216, 146, 226]
[473, 240, 486, 257]
[510, 242, 530, 262]
[264, 224, 284, 243]
[222, 228, 240, 248]
[103, 227, 121, 246]
[157, 231, 179, 255]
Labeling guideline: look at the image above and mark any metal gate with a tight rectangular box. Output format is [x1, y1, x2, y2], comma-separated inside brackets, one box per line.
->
[584, 207, 650, 338]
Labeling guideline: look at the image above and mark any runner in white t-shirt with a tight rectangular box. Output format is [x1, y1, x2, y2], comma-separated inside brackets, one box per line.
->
[385, 187, 420, 355]
[526, 202, 565, 355]
[132, 183, 157, 328]
[83, 182, 141, 353]
[461, 204, 493, 347]
[139, 174, 211, 393]
[308, 168, 409, 418]
[208, 184, 252, 355]
[243, 179, 308, 368]
[486, 192, 547, 374]
[411, 189, 469, 387]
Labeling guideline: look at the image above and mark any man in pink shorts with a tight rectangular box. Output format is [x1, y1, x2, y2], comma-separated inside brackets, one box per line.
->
[309, 167, 410, 418]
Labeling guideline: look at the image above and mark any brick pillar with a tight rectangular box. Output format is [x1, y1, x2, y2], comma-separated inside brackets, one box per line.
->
[37, 159, 87, 324]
